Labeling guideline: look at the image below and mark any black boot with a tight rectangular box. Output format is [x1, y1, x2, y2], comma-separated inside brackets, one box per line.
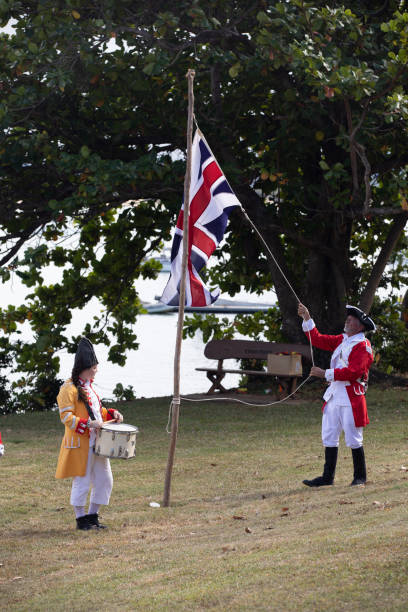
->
[76, 515, 93, 530]
[87, 513, 107, 529]
[350, 446, 367, 485]
[303, 447, 338, 487]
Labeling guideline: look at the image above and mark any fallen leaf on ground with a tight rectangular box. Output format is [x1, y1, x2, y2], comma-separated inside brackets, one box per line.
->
[221, 546, 236, 552]
[232, 515, 246, 520]
[281, 507, 289, 512]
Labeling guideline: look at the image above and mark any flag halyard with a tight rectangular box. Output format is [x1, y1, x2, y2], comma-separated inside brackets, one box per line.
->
[160, 130, 241, 307]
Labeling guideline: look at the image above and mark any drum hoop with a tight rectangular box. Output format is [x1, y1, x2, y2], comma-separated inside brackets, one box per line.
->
[101, 423, 139, 433]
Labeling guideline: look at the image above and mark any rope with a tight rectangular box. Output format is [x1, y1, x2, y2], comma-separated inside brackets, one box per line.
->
[166, 401, 173, 434]
[180, 374, 312, 407]
[239, 206, 302, 305]
[166, 397, 180, 433]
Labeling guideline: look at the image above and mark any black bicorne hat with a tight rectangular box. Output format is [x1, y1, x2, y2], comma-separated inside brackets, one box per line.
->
[74, 337, 99, 372]
[346, 305, 376, 332]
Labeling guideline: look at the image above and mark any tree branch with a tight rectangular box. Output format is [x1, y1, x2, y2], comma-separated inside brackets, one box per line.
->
[0, 232, 38, 267]
[344, 99, 372, 214]
[345, 98, 360, 199]
[354, 140, 372, 216]
[359, 212, 408, 312]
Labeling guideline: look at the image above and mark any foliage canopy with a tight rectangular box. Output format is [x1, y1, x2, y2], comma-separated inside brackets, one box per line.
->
[0, 1, 407, 409]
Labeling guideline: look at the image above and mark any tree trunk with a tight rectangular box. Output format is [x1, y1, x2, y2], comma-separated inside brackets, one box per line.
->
[401, 289, 408, 329]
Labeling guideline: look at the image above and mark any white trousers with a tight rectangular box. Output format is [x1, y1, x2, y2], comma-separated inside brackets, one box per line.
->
[322, 397, 363, 449]
[70, 446, 113, 507]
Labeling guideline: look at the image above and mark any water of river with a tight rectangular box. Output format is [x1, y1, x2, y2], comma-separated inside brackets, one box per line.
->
[2, 272, 276, 399]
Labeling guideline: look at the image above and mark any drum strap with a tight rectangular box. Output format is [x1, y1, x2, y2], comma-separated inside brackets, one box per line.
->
[85, 401, 96, 420]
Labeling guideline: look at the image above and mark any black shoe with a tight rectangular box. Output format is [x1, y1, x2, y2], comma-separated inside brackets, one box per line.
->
[76, 515, 93, 531]
[87, 513, 107, 529]
[303, 447, 338, 488]
[350, 478, 366, 486]
[303, 476, 333, 487]
[351, 447, 367, 486]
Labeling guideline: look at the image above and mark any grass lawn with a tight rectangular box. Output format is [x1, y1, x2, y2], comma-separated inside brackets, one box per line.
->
[1, 385, 408, 611]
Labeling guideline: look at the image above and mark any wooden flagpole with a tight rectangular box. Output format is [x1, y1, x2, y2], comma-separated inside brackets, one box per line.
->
[163, 68, 195, 507]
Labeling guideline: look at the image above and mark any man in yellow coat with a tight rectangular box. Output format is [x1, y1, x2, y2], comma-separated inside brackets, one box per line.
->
[56, 338, 123, 530]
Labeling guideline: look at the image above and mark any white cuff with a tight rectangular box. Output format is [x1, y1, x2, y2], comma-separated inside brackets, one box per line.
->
[325, 369, 334, 382]
[302, 319, 315, 332]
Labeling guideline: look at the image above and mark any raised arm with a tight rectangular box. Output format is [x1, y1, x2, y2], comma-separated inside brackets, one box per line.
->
[298, 303, 344, 352]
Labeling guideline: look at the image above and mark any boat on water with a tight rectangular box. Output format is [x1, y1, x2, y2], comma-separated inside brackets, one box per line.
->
[142, 297, 275, 315]
[148, 249, 172, 273]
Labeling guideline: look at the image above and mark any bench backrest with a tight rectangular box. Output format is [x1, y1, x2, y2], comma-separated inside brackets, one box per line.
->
[204, 339, 312, 361]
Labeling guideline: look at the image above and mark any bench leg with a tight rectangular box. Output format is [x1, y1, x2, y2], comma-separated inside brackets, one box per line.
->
[206, 371, 227, 394]
[277, 378, 288, 399]
[278, 377, 298, 398]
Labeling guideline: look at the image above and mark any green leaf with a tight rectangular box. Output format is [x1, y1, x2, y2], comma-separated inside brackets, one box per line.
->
[229, 62, 242, 78]
[257, 11, 272, 25]
[143, 62, 156, 75]
[398, 48, 408, 63]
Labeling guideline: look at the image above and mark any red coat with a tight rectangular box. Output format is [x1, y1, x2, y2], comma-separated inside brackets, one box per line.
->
[305, 326, 374, 427]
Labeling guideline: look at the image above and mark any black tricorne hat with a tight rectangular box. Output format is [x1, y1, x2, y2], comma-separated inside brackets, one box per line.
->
[74, 337, 99, 372]
[346, 305, 376, 332]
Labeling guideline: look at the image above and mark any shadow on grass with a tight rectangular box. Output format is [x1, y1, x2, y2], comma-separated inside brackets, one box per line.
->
[7, 528, 79, 539]
[169, 484, 308, 508]
[6, 523, 128, 539]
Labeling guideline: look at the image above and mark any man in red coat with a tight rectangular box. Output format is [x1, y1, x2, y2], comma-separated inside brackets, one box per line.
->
[298, 302, 376, 487]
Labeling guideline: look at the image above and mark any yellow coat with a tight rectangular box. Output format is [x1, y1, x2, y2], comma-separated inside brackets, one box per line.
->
[55, 380, 110, 479]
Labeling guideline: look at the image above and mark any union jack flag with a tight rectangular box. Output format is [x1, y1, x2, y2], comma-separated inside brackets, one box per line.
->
[160, 129, 241, 307]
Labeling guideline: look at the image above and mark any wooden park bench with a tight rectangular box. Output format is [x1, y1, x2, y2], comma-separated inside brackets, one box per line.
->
[196, 339, 312, 396]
